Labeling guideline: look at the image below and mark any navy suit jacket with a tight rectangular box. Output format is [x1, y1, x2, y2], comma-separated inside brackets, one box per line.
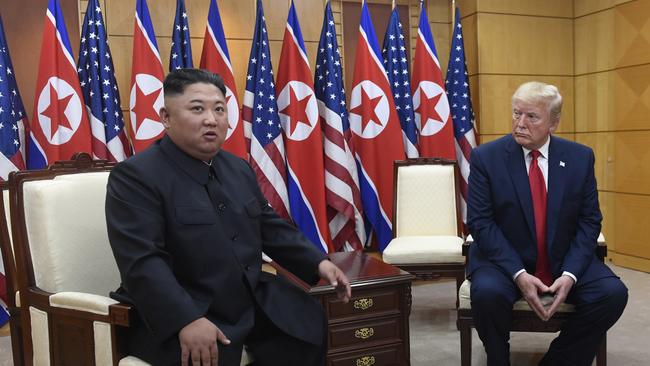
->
[467, 134, 615, 286]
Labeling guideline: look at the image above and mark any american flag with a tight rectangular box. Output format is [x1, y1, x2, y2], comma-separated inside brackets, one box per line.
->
[28, 0, 92, 169]
[277, 1, 331, 252]
[445, 7, 477, 223]
[315, 1, 364, 252]
[382, 7, 418, 158]
[199, 0, 247, 159]
[78, 0, 131, 162]
[242, 0, 290, 220]
[169, 0, 193, 71]
[0, 15, 26, 181]
[411, 3, 455, 159]
[349, 2, 405, 251]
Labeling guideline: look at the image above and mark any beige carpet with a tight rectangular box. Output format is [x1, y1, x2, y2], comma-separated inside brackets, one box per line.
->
[1, 263, 647, 365]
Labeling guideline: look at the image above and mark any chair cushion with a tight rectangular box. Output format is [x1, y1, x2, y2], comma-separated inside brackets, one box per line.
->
[23, 171, 119, 295]
[383, 235, 464, 264]
[395, 164, 458, 237]
[459, 279, 575, 312]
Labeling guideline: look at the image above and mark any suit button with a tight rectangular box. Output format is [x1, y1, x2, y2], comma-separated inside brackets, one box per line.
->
[218, 203, 226, 211]
[245, 265, 251, 271]
[231, 234, 238, 241]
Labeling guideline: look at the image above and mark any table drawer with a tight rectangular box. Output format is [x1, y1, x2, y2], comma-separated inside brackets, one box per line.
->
[325, 287, 401, 322]
[328, 316, 401, 350]
[328, 344, 404, 366]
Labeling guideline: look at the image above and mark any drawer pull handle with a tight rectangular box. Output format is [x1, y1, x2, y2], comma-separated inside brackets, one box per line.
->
[353, 298, 374, 310]
[355, 355, 376, 366]
[354, 327, 375, 339]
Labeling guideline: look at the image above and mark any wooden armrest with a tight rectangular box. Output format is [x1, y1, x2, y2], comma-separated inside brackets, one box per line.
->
[25, 287, 132, 327]
[461, 238, 607, 261]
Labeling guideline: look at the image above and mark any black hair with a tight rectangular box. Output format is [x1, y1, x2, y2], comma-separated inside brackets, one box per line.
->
[163, 68, 227, 97]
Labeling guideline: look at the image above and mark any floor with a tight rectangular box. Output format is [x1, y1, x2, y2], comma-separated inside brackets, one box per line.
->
[1, 263, 648, 365]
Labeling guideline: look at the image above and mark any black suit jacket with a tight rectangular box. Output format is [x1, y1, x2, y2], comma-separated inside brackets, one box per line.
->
[467, 135, 615, 286]
[106, 136, 327, 363]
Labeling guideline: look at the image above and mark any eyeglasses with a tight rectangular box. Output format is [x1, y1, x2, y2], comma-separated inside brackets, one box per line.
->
[512, 109, 542, 124]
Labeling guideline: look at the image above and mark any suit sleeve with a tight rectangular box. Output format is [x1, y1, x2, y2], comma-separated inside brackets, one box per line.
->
[561, 149, 602, 279]
[241, 162, 326, 285]
[467, 148, 526, 277]
[106, 162, 204, 342]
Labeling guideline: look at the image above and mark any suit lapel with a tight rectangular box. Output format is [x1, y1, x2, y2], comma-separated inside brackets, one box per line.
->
[546, 136, 566, 250]
[505, 137, 536, 241]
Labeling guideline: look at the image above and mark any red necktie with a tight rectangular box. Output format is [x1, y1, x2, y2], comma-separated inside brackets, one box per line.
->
[529, 150, 553, 286]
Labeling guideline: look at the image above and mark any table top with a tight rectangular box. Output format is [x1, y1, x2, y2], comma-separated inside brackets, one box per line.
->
[271, 251, 414, 295]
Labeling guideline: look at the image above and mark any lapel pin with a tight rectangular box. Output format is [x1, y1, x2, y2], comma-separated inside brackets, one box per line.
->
[559, 161, 566, 167]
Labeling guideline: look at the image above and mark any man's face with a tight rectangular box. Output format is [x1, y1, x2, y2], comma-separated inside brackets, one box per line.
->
[160, 82, 228, 162]
[511, 99, 558, 150]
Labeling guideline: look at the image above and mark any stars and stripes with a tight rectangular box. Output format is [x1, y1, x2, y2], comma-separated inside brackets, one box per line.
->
[28, 0, 92, 169]
[382, 6, 418, 158]
[78, 0, 131, 162]
[315, 1, 364, 252]
[129, 0, 165, 153]
[446, 7, 477, 223]
[0, 15, 26, 180]
[349, 2, 405, 251]
[277, 1, 331, 252]
[199, 0, 247, 159]
[411, 3, 455, 159]
[242, 0, 290, 220]
[170, 0, 193, 71]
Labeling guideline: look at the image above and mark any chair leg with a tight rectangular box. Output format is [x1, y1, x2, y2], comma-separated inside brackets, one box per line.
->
[596, 335, 606, 366]
[460, 321, 472, 366]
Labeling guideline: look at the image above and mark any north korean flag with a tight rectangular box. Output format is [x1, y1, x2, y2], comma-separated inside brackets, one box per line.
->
[411, 4, 455, 159]
[199, 0, 247, 159]
[27, 0, 92, 169]
[129, 0, 165, 153]
[276, 1, 332, 253]
[349, 3, 405, 251]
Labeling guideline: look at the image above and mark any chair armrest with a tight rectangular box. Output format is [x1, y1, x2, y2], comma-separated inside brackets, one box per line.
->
[462, 235, 473, 257]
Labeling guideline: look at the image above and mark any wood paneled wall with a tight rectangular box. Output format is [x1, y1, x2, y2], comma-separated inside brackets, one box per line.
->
[575, 0, 650, 272]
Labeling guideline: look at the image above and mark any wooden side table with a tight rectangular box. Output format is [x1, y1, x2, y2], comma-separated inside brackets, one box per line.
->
[274, 251, 415, 366]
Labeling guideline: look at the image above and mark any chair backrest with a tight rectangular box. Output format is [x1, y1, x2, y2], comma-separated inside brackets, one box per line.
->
[393, 158, 462, 237]
[10, 154, 118, 296]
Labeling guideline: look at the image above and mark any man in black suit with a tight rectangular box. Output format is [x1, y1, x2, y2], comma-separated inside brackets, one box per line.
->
[106, 69, 351, 366]
[467, 81, 627, 366]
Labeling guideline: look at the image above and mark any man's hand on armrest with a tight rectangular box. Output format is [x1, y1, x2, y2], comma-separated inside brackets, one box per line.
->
[179, 317, 230, 366]
[318, 260, 352, 303]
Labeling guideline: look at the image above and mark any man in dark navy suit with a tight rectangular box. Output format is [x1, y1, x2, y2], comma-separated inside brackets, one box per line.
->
[467, 81, 627, 366]
[106, 69, 350, 366]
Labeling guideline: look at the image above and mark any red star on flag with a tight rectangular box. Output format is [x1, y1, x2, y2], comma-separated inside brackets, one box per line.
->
[41, 83, 74, 139]
[416, 88, 443, 126]
[350, 87, 383, 132]
[131, 83, 162, 132]
[279, 86, 312, 135]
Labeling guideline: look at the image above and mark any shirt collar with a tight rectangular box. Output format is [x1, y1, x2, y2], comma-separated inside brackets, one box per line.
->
[522, 135, 550, 160]
[160, 135, 216, 185]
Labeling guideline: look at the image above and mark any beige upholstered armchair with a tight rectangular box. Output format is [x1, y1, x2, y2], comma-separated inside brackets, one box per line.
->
[8, 153, 253, 366]
[456, 233, 608, 366]
[7, 154, 145, 365]
[382, 158, 465, 301]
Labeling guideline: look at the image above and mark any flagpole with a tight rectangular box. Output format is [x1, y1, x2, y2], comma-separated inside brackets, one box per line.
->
[392, 0, 396, 10]
[451, 0, 456, 35]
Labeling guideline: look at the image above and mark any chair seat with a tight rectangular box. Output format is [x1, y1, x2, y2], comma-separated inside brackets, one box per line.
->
[458, 279, 575, 312]
[383, 235, 464, 264]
